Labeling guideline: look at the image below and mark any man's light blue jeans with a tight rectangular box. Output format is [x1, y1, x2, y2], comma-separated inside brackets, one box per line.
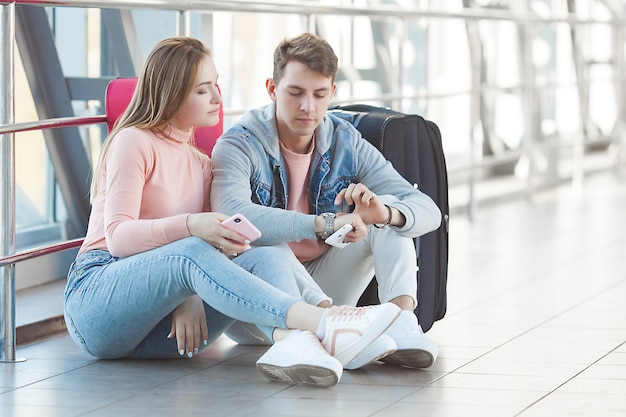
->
[64, 237, 301, 359]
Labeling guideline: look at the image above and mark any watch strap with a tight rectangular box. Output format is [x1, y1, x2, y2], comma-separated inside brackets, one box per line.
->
[320, 213, 336, 240]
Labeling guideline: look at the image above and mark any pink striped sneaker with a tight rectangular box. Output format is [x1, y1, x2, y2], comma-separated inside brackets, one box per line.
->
[344, 334, 397, 370]
[320, 303, 401, 366]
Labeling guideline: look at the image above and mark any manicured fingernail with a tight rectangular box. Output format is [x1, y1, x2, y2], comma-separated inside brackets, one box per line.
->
[187, 352, 193, 358]
[179, 349, 184, 356]
[167, 332, 173, 339]
[244, 239, 251, 244]
[194, 348, 199, 354]
[203, 340, 208, 346]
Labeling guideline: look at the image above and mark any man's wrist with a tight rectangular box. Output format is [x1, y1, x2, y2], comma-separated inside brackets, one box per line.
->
[373, 205, 393, 229]
[318, 212, 336, 239]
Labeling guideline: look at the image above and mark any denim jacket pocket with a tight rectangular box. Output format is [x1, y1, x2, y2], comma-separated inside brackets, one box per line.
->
[315, 177, 355, 213]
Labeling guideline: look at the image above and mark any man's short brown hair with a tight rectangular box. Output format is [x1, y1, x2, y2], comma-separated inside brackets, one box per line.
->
[272, 33, 339, 84]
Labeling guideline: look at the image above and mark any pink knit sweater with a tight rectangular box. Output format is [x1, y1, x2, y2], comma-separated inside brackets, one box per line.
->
[79, 126, 212, 257]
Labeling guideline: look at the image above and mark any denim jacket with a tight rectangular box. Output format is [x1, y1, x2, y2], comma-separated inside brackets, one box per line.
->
[211, 102, 442, 245]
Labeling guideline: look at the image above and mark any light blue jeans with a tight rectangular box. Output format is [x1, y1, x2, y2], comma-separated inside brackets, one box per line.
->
[64, 237, 301, 359]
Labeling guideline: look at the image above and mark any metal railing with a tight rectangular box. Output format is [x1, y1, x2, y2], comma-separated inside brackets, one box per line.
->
[2, 0, 625, 362]
[0, 1, 16, 362]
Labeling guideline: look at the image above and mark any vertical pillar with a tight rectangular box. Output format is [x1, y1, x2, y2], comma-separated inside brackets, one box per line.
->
[522, 23, 537, 201]
[0, 1, 24, 363]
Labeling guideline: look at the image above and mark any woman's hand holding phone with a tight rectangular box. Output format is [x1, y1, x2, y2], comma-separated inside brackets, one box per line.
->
[221, 213, 262, 243]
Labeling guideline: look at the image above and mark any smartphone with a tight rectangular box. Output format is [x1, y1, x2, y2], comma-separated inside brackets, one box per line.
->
[324, 224, 354, 249]
[222, 213, 262, 243]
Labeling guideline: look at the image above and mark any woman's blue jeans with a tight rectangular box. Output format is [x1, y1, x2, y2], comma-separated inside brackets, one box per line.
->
[64, 237, 301, 359]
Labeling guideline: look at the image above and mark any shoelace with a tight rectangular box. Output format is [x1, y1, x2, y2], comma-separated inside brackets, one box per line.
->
[327, 305, 368, 321]
[298, 331, 331, 354]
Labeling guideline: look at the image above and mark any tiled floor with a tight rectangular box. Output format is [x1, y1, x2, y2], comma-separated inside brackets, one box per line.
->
[2, 171, 626, 416]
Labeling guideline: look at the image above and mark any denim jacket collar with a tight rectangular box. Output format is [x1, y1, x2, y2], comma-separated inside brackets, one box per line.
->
[238, 103, 337, 213]
[243, 102, 334, 161]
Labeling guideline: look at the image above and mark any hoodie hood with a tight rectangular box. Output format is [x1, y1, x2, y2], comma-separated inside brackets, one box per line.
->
[235, 102, 336, 160]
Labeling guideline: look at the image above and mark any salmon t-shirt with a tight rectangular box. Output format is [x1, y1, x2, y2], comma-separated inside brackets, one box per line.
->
[280, 141, 330, 262]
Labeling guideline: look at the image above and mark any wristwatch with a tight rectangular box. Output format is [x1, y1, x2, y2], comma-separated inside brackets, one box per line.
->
[320, 212, 336, 240]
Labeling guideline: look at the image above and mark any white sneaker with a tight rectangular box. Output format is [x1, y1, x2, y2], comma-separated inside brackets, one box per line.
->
[320, 303, 401, 366]
[256, 331, 343, 388]
[381, 310, 438, 368]
[225, 321, 271, 346]
[344, 334, 396, 370]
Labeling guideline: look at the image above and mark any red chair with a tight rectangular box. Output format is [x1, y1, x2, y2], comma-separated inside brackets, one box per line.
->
[104, 77, 223, 155]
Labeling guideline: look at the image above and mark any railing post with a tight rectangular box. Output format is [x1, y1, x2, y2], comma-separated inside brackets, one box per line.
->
[177, 9, 191, 36]
[0, 1, 23, 363]
[466, 17, 482, 222]
[614, 22, 626, 175]
[522, 22, 537, 202]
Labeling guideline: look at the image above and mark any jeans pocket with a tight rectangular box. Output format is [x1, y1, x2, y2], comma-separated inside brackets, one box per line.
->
[66, 250, 115, 294]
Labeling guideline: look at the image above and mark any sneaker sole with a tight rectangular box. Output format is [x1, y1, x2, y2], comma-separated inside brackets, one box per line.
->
[344, 336, 397, 370]
[256, 363, 339, 388]
[380, 349, 435, 368]
[344, 347, 395, 370]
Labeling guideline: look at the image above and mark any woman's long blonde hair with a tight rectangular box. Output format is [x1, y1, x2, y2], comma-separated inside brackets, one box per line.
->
[90, 37, 212, 201]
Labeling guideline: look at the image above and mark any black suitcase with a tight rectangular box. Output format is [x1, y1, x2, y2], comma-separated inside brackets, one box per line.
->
[328, 104, 449, 332]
